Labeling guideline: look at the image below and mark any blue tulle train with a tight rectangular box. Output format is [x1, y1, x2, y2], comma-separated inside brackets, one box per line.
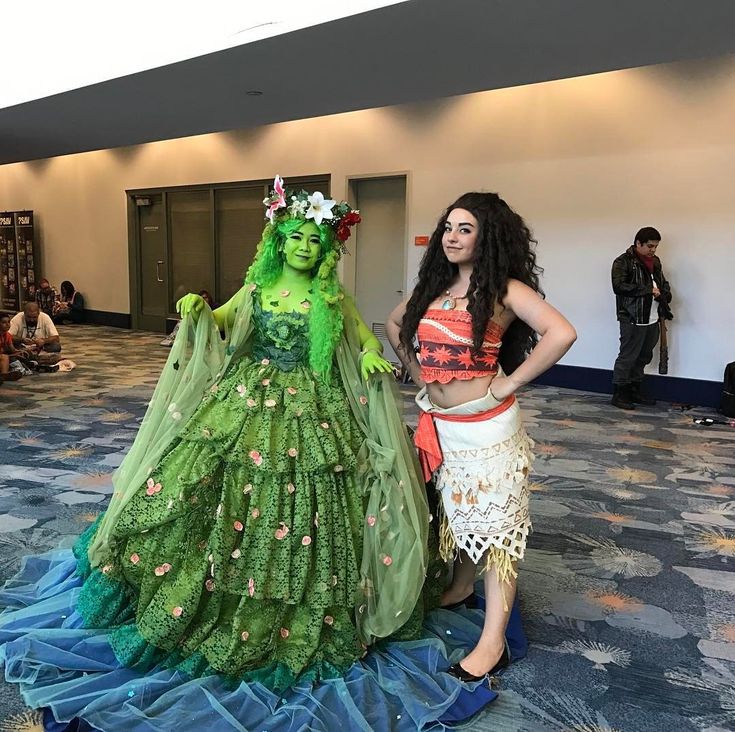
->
[0, 550, 527, 731]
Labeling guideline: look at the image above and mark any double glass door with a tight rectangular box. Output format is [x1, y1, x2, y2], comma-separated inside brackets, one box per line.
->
[130, 176, 328, 332]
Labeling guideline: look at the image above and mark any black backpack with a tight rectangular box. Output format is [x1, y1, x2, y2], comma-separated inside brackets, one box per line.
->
[720, 362, 735, 418]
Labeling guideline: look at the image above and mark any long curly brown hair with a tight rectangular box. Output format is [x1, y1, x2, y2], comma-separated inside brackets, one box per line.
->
[400, 191, 543, 374]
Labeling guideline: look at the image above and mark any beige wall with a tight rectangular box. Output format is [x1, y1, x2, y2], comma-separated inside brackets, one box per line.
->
[2, 54, 734, 381]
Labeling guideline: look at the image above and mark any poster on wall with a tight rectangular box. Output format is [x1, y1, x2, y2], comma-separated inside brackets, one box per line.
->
[14, 211, 36, 304]
[0, 211, 19, 312]
[0, 211, 37, 313]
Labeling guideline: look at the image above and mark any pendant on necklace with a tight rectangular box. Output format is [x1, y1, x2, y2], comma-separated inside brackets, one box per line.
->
[441, 291, 456, 310]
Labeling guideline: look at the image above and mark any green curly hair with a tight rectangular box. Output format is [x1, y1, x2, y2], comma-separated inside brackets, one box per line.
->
[245, 217, 344, 378]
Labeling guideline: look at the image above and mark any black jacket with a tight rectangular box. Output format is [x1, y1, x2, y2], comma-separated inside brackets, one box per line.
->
[611, 247, 673, 324]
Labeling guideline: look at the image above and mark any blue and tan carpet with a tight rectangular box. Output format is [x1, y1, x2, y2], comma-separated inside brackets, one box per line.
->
[0, 325, 733, 731]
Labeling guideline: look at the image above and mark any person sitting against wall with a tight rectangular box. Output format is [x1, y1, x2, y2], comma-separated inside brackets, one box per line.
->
[199, 289, 218, 309]
[53, 280, 85, 324]
[10, 302, 62, 354]
[35, 278, 59, 318]
[0, 313, 23, 383]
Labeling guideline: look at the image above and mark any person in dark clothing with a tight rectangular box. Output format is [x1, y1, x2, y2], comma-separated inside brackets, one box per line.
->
[610, 227, 673, 410]
[53, 281, 85, 324]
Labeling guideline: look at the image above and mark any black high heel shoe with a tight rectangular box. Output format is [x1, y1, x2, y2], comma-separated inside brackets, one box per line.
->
[440, 592, 478, 611]
[446, 641, 510, 683]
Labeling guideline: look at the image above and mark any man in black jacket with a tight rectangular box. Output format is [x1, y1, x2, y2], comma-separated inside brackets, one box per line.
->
[610, 227, 673, 410]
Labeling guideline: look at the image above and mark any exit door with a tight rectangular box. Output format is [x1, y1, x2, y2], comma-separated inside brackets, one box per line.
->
[136, 194, 168, 331]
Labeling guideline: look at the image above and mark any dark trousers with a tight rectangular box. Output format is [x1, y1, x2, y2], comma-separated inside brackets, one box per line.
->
[612, 322, 659, 386]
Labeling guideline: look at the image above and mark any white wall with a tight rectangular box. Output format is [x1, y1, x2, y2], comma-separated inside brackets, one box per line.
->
[1, 55, 734, 382]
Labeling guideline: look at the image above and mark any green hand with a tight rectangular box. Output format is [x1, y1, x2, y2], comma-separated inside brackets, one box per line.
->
[361, 351, 394, 381]
[176, 293, 206, 321]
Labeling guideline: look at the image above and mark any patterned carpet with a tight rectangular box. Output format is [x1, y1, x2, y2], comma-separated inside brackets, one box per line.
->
[0, 324, 733, 732]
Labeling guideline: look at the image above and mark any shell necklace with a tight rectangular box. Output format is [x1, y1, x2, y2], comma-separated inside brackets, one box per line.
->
[441, 288, 468, 310]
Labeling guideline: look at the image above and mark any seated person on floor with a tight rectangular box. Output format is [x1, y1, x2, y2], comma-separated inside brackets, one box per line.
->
[35, 278, 59, 318]
[10, 302, 62, 354]
[199, 289, 217, 309]
[53, 280, 85, 324]
[0, 313, 23, 382]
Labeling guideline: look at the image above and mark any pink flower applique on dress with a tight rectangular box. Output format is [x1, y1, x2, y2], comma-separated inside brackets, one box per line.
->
[233, 520, 244, 532]
[287, 386, 298, 395]
[246, 398, 257, 408]
[248, 450, 263, 466]
[324, 615, 334, 625]
[382, 556, 393, 566]
[248, 578, 255, 597]
[301, 536, 312, 546]
[280, 627, 290, 639]
[130, 553, 140, 565]
[265, 399, 277, 408]
[172, 606, 183, 617]
[367, 515, 376, 527]
[286, 482, 296, 494]
[146, 478, 162, 496]
[240, 631, 250, 641]
[236, 384, 247, 397]
[288, 447, 298, 458]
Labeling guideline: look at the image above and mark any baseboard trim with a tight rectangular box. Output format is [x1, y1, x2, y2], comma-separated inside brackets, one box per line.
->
[84, 310, 131, 329]
[533, 364, 722, 408]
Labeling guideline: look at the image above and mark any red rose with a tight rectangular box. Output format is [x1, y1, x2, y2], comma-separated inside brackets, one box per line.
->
[342, 212, 361, 227]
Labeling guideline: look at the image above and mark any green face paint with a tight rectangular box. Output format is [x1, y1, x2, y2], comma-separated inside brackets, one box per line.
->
[283, 221, 321, 272]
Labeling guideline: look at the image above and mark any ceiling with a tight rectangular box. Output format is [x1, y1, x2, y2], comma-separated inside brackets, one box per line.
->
[3, 0, 735, 165]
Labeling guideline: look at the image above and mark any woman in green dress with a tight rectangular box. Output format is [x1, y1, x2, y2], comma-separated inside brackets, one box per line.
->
[77, 177, 432, 688]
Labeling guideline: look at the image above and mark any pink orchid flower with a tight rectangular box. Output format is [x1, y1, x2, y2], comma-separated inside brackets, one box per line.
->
[265, 175, 287, 221]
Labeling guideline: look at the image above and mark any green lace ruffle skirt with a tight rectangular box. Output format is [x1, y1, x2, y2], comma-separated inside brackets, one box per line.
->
[75, 356, 423, 690]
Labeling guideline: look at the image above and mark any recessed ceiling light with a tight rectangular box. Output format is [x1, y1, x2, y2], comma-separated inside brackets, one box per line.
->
[245, 90, 263, 96]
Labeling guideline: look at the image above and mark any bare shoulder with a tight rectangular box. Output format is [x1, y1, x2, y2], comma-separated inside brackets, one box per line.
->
[501, 279, 543, 311]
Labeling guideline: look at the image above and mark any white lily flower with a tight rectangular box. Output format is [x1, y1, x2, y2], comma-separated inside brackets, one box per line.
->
[305, 192, 336, 225]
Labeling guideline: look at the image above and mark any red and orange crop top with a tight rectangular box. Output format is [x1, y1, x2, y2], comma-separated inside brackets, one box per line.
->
[417, 309, 504, 384]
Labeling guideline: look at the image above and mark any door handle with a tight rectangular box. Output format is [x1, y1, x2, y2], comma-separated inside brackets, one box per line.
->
[156, 260, 164, 283]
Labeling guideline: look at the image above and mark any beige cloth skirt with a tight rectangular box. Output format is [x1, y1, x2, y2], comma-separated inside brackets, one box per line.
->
[415, 385, 534, 581]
